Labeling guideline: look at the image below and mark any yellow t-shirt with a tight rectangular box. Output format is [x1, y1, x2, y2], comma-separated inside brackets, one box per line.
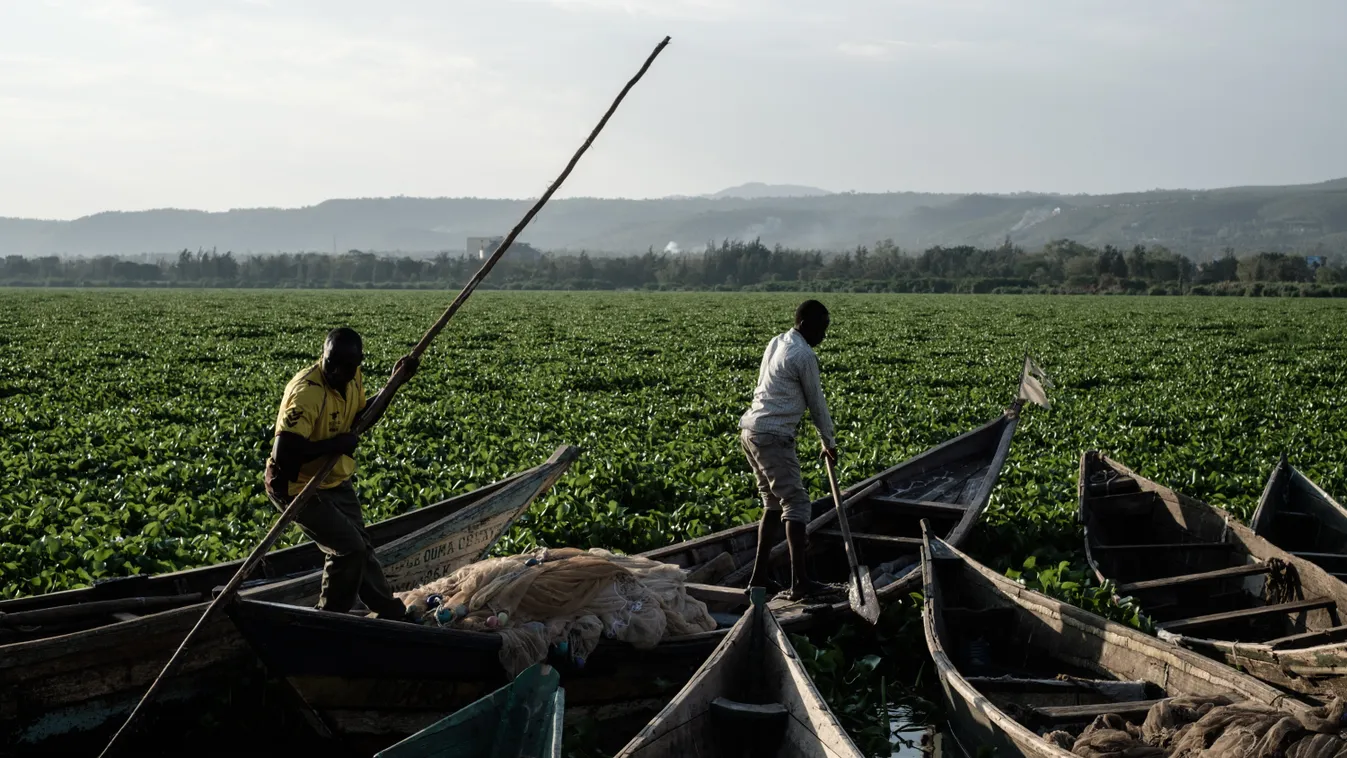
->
[272, 363, 367, 495]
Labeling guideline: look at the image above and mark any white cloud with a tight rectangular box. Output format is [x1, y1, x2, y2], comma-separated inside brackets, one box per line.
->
[5, 4, 485, 118]
[3, 0, 1347, 217]
[836, 38, 971, 61]
[538, 0, 757, 21]
[837, 41, 894, 60]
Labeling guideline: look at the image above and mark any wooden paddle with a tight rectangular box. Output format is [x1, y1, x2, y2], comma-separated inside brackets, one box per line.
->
[825, 455, 879, 624]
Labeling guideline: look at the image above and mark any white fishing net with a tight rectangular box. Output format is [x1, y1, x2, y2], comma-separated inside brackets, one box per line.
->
[395, 547, 718, 676]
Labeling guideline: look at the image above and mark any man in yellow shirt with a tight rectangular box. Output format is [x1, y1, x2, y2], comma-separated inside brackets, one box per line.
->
[264, 327, 418, 620]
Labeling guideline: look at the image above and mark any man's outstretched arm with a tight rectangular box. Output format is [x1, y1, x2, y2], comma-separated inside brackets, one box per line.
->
[799, 353, 837, 458]
[353, 355, 420, 429]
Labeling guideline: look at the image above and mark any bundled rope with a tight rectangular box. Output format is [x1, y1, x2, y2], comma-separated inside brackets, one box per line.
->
[1265, 558, 1301, 606]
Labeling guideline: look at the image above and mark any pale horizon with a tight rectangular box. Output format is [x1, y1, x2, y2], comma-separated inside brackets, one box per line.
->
[5, 1, 1346, 220]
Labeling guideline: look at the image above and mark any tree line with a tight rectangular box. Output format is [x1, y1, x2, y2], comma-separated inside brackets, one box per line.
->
[3, 239, 1346, 297]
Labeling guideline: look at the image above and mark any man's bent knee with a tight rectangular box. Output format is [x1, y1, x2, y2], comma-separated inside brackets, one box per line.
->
[781, 497, 811, 524]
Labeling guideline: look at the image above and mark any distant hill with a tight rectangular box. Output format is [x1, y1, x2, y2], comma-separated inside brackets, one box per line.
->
[708, 183, 833, 199]
[3, 179, 1346, 258]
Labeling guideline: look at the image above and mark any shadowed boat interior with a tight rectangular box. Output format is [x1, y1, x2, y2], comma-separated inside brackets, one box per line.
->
[1081, 452, 1344, 644]
[921, 533, 1303, 755]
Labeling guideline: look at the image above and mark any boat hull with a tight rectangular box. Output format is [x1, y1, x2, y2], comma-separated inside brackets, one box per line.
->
[615, 588, 863, 758]
[229, 403, 1024, 747]
[1251, 458, 1347, 579]
[0, 446, 579, 755]
[1080, 451, 1347, 702]
[922, 532, 1309, 758]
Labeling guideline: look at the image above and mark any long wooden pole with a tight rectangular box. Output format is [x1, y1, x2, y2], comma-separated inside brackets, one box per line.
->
[98, 35, 671, 758]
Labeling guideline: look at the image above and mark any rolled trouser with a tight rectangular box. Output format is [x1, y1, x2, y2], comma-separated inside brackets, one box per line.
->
[740, 429, 812, 524]
[268, 480, 406, 618]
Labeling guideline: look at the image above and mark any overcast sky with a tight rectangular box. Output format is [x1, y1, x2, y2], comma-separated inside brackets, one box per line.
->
[4, 0, 1345, 219]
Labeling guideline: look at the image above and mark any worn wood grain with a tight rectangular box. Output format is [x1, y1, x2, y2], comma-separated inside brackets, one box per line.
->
[223, 398, 1027, 745]
[922, 529, 1307, 758]
[1116, 563, 1272, 594]
[0, 448, 577, 750]
[1082, 451, 1347, 700]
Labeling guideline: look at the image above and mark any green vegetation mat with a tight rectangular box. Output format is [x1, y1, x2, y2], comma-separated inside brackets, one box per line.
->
[2, 290, 1345, 604]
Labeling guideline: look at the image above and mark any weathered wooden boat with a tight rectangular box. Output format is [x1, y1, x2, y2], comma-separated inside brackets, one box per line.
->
[616, 587, 862, 758]
[1080, 451, 1347, 702]
[921, 524, 1309, 758]
[375, 663, 563, 758]
[0, 445, 579, 756]
[1252, 456, 1347, 578]
[228, 393, 1025, 750]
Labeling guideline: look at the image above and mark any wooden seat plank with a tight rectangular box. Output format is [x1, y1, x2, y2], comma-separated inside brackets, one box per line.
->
[966, 676, 1148, 700]
[1092, 542, 1235, 552]
[816, 530, 921, 547]
[1086, 478, 1141, 497]
[869, 495, 966, 516]
[1266, 624, 1347, 650]
[1116, 563, 1272, 594]
[686, 583, 751, 608]
[1157, 597, 1336, 634]
[710, 698, 788, 719]
[1031, 698, 1170, 723]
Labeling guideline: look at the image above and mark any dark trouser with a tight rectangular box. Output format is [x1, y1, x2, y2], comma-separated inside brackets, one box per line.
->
[269, 481, 405, 618]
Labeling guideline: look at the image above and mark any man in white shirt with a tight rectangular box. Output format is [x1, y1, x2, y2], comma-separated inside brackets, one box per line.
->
[739, 299, 838, 601]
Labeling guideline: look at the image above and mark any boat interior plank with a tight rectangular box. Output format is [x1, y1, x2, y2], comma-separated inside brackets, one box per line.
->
[1157, 597, 1336, 634]
[869, 496, 966, 516]
[1266, 624, 1347, 650]
[1092, 542, 1236, 553]
[965, 676, 1149, 701]
[815, 530, 921, 548]
[1115, 563, 1271, 594]
[1028, 698, 1172, 724]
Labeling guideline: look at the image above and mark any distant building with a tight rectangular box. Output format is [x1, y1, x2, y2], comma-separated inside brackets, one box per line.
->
[466, 236, 542, 262]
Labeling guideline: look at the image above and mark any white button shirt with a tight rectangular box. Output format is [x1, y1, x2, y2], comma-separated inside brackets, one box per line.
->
[738, 328, 836, 449]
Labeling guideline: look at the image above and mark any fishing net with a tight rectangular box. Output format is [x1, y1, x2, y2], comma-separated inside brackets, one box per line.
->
[1046, 695, 1347, 757]
[395, 547, 718, 676]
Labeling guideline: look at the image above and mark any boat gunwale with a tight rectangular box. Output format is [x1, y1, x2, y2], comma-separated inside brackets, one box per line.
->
[0, 446, 579, 660]
[0, 467, 527, 616]
[613, 588, 863, 758]
[231, 404, 1023, 664]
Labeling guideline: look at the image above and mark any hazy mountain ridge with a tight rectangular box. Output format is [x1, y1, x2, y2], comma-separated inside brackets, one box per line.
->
[3, 180, 1346, 258]
[708, 182, 833, 199]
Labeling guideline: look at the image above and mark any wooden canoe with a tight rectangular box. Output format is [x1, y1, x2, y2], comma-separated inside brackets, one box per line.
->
[374, 663, 563, 758]
[1079, 451, 1347, 702]
[1252, 456, 1347, 579]
[0, 445, 579, 756]
[616, 587, 862, 758]
[921, 525, 1309, 758]
[226, 396, 1023, 750]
